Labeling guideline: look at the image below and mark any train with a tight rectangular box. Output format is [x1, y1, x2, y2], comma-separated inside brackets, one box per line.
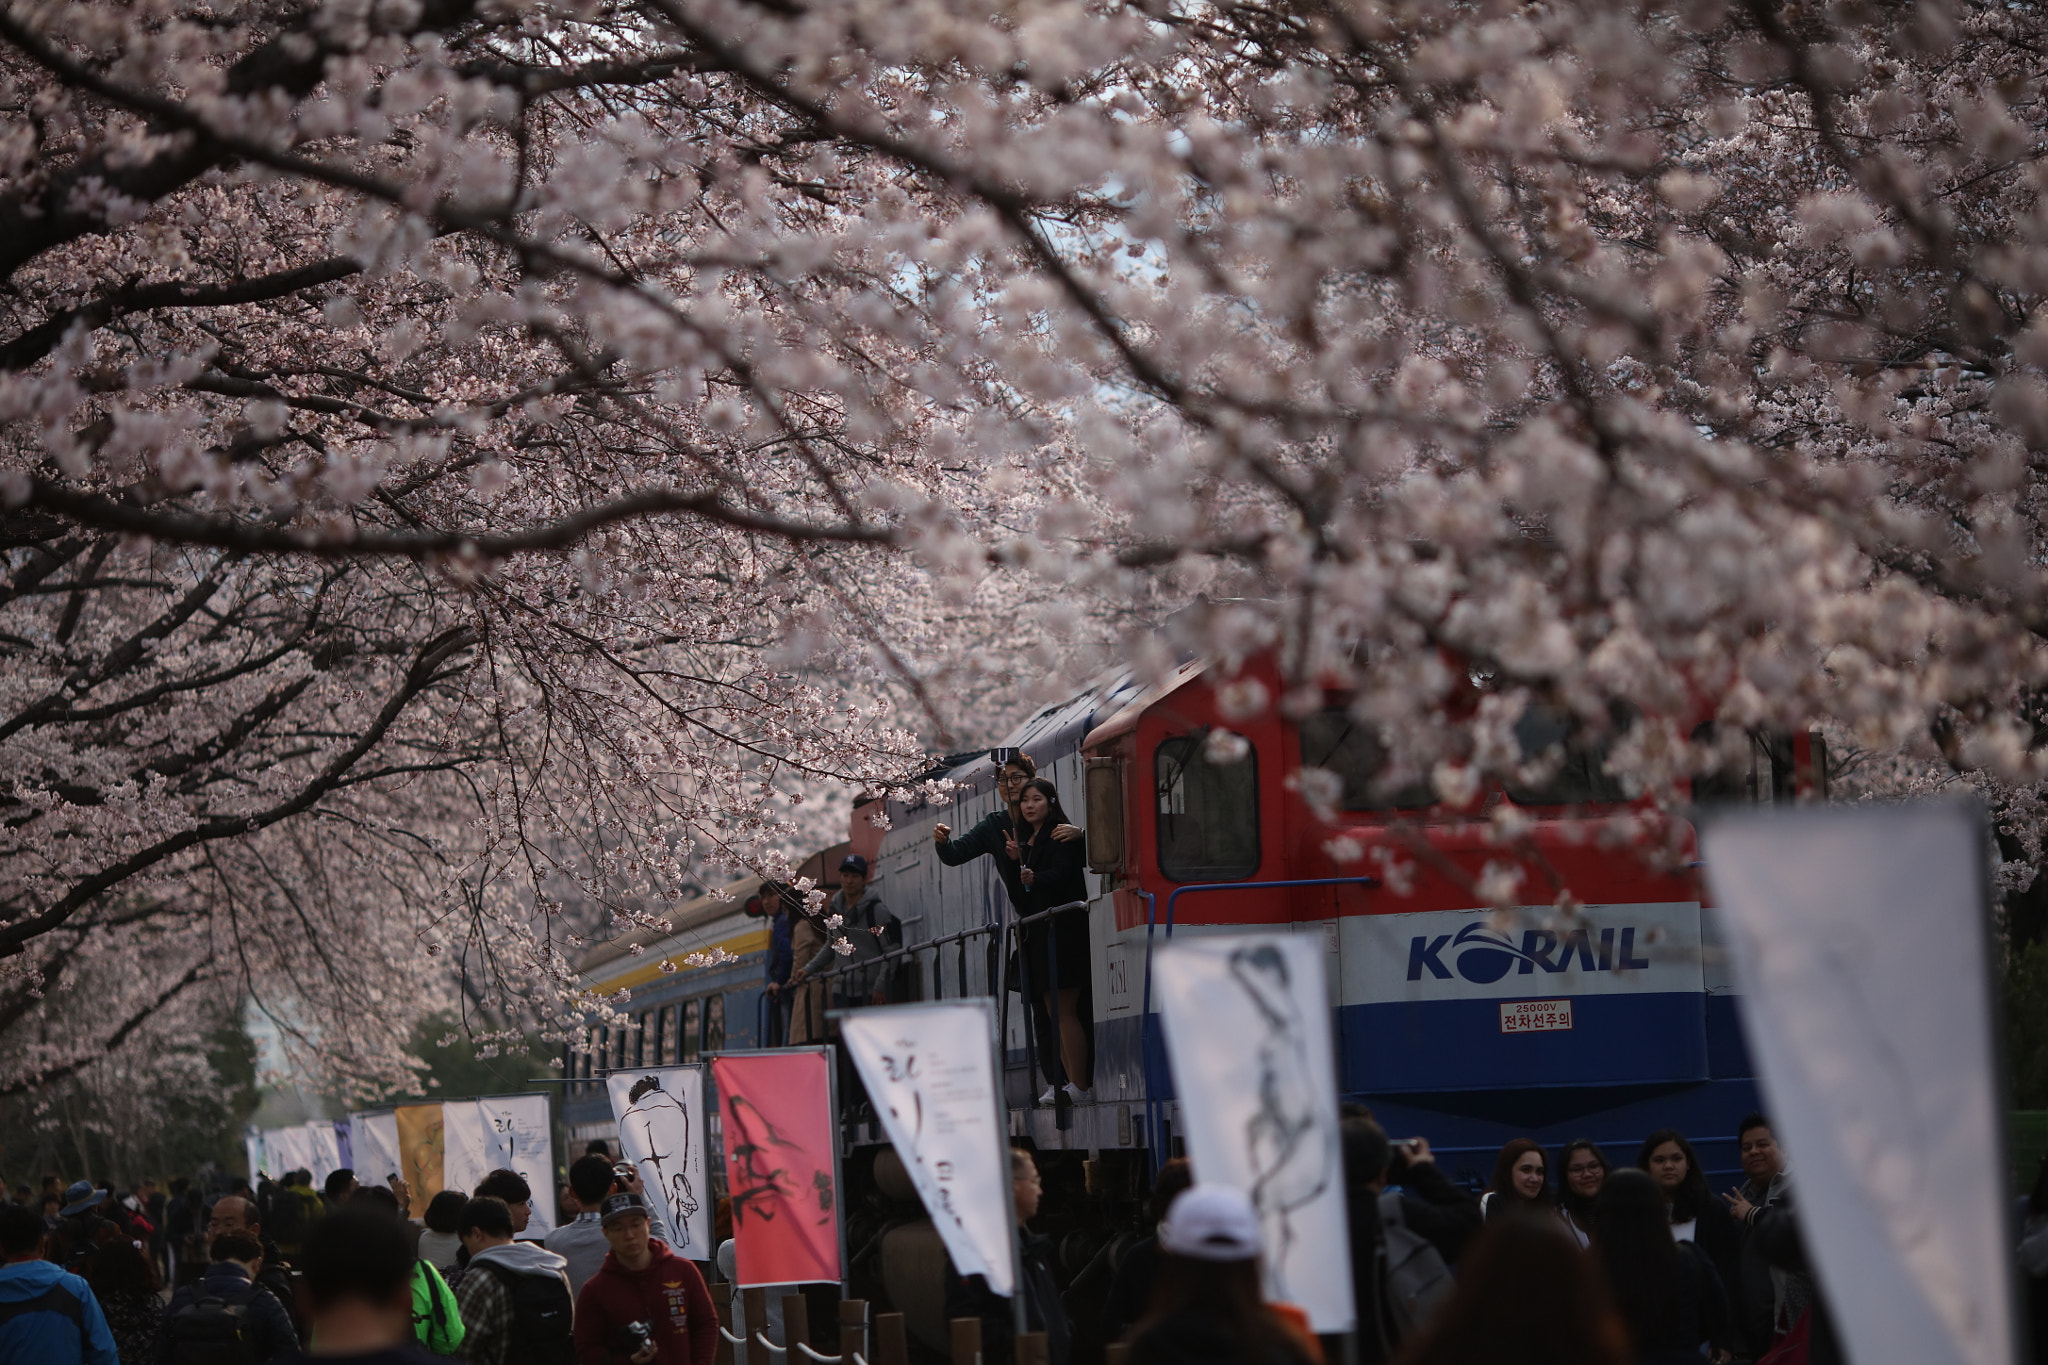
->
[562, 652, 1822, 1198]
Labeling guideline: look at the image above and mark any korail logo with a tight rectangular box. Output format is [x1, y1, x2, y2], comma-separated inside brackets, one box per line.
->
[1407, 922, 1653, 984]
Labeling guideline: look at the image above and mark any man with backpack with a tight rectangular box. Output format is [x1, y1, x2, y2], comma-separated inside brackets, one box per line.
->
[155, 1232, 298, 1365]
[452, 1197, 574, 1365]
[1340, 1114, 1480, 1364]
[0, 1201, 118, 1364]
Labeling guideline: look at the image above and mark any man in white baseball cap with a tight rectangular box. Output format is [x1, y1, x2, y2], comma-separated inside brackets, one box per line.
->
[1123, 1184, 1321, 1365]
[1157, 1184, 1265, 1262]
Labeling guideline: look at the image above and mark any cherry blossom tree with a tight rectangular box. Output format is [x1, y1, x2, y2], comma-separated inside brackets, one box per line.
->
[8, 0, 2048, 1099]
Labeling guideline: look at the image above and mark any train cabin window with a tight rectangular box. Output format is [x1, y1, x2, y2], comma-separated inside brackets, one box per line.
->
[1298, 710, 1436, 811]
[683, 998, 702, 1061]
[634, 1014, 649, 1068]
[1155, 734, 1261, 881]
[703, 994, 725, 1054]
[1500, 706, 1630, 806]
[649, 1007, 668, 1067]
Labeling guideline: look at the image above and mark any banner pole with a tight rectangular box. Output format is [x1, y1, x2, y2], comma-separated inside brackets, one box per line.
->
[827, 1042, 849, 1300]
[986, 998, 1026, 1344]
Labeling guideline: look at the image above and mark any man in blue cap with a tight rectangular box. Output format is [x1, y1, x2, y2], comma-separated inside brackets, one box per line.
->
[786, 855, 901, 1009]
[48, 1182, 115, 1271]
[0, 1201, 117, 1363]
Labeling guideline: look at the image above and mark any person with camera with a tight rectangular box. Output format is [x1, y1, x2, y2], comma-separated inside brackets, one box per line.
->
[548, 1158, 647, 1299]
[782, 856, 901, 1011]
[572, 1193, 716, 1365]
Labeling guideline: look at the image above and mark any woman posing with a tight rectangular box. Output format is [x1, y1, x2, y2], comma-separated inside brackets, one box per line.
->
[1479, 1139, 1550, 1222]
[1556, 1140, 1610, 1248]
[1637, 1130, 1742, 1310]
[1015, 778, 1091, 1098]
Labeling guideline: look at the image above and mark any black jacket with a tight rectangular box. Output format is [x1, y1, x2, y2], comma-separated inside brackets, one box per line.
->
[1388, 1159, 1484, 1266]
[944, 1231, 1071, 1365]
[1016, 825, 1087, 918]
[935, 810, 1029, 906]
[1746, 1181, 1842, 1365]
[156, 1261, 300, 1365]
[1631, 1241, 1732, 1365]
[1099, 1235, 1159, 1344]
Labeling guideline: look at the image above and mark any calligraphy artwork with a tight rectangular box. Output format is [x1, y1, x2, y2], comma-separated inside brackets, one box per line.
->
[395, 1103, 447, 1203]
[841, 1001, 1015, 1296]
[605, 1067, 710, 1255]
[1155, 932, 1354, 1333]
[443, 1095, 559, 1236]
[709, 1050, 843, 1286]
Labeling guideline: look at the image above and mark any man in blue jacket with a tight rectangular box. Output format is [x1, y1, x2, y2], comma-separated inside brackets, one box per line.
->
[0, 1200, 117, 1364]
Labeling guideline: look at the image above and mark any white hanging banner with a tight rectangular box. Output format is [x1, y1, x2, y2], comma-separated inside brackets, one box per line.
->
[303, 1120, 344, 1187]
[244, 1130, 265, 1183]
[262, 1124, 316, 1179]
[840, 1001, 1017, 1297]
[1155, 932, 1355, 1333]
[347, 1111, 403, 1187]
[1704, 802, 2014, 1365]
[442, 1094, 560, 1238]
[605, 1067, 710, 1257]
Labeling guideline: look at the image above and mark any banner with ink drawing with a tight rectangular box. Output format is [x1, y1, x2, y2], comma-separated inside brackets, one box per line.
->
[1154, 932, 1355, 1333]
[709, 1050, 843, 1287]
[442, 1095, 559, 1237]
[840, 1001, 1016, 1297]
[604, 1067, 710, 1257]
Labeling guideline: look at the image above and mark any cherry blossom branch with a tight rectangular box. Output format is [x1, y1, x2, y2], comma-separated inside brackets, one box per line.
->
[9, 478, 894, 560]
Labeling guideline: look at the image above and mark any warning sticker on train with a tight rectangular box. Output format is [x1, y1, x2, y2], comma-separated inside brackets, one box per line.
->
[1500, 999, 1573, 1033]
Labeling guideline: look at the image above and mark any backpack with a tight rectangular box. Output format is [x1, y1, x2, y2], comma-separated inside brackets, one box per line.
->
[0, 1281, 87, 1353]
[1377, 1190, 1455, 1339]
[473, 1259, 576, 1365]
[164, 1285, 260, 1365]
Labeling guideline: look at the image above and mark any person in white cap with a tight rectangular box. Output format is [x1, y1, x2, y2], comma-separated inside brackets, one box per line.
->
[1126, 1184, 1321, 1365]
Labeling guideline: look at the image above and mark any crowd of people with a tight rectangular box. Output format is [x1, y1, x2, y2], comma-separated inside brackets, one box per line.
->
[0, 1146, 718, 1365]
[0, 1103, 2038, 1365]
[953, 1112, 1833, 1365]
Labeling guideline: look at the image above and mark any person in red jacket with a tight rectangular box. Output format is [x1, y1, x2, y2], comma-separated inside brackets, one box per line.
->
[573, 1192, 718, 1365]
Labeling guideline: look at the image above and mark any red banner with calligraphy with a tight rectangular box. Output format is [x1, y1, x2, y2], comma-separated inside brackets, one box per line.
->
[710, 1049, 843, 1286]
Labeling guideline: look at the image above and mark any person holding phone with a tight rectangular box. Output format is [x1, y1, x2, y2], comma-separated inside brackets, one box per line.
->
[546, 1156, 657, 1299]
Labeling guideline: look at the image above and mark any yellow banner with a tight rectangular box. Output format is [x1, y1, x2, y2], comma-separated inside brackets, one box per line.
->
[395, 1103, 445, 1202]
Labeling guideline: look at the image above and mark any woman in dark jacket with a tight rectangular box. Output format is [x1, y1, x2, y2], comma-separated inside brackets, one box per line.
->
[1016, 777, 1090, 1097]
[1638, 1130, 1742, 1316]
[1593, 1169, 1731, 1364]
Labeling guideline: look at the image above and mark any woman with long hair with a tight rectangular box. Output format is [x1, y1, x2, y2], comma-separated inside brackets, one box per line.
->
[1128, 1185, 1321, 1365]
[1393, 1210, 1629, 1365]
[1556, 1140, 1610, 1248]
[1637, 1130, 1741, 1312]
[1480, 1139, 1550, 1221]
[1016, 776, 1091, 1098]
[1592, 1168, 1732, 1363]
